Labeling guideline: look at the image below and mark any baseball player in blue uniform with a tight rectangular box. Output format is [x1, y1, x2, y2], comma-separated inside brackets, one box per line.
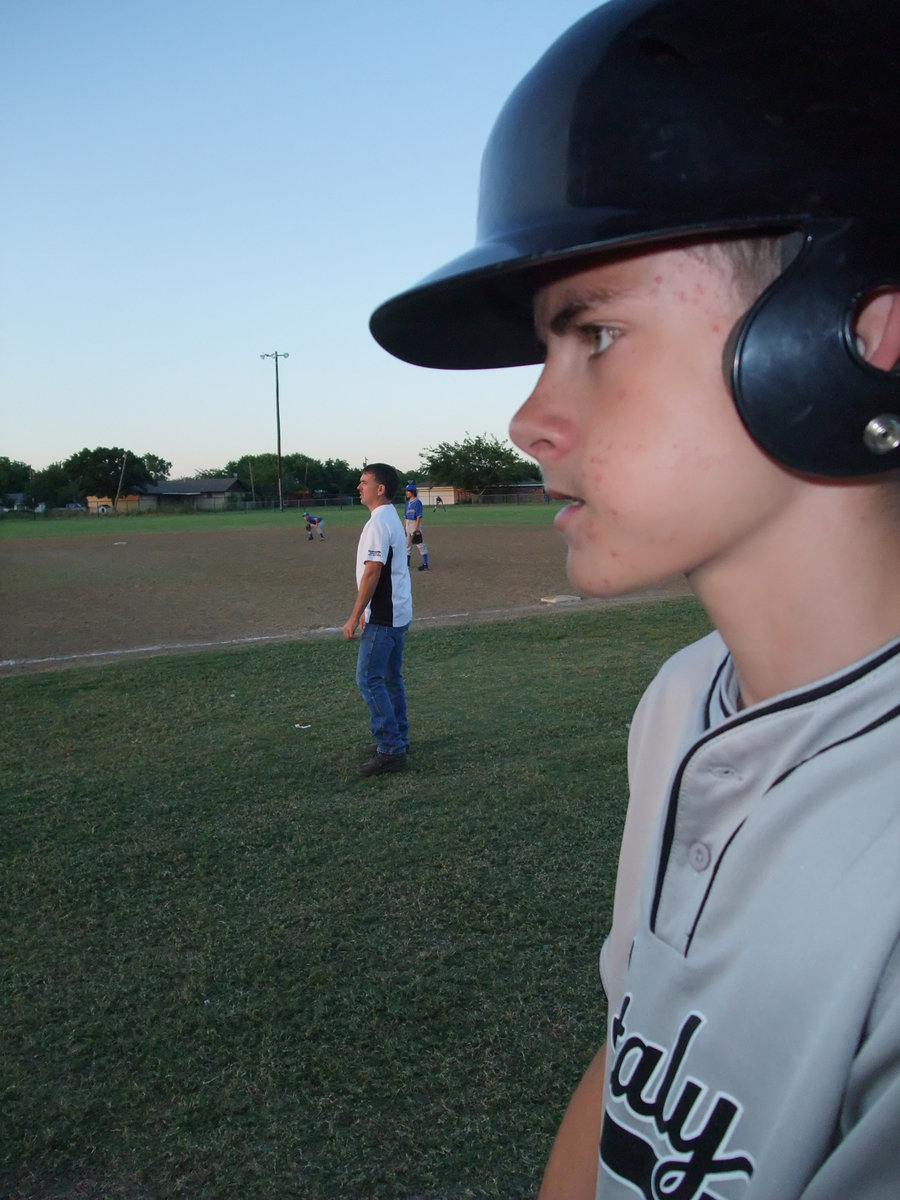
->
[303, 511, 325, 541]
[368, 1, 900, 1195]
[403, 483, 429, 570]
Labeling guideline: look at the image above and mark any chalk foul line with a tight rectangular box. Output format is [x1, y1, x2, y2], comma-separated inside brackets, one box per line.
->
[0, 599, 596, 670]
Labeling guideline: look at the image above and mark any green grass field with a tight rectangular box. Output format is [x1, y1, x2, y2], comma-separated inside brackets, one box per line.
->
[0, 503, 558, 540]
[1, 599, 710, 1199]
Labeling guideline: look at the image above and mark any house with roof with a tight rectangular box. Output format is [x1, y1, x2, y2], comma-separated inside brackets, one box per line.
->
[144, 478, 249, 511]
[85, 477, 248, 514]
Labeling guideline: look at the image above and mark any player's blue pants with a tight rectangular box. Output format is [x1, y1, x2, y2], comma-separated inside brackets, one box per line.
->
[356, 620, 410, 756]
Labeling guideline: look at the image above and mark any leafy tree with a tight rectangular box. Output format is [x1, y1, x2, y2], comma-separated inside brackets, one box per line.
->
[224, 453, 361, 499]
[320, 458, 359, 495]
[224, 454, 280, 500]
[141, 453, 171, 483]
[286, 455, 358, 496]
[30, 461, 81, 508]
[282, 453, 318, 496]
[420, 434, 535, 497]
[62, 446, 165, 504]
[0, 457, 33, 497]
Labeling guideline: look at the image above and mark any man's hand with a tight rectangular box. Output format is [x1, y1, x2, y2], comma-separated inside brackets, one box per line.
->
[343, 614, 365, 640]
[344, 562, 381, 640]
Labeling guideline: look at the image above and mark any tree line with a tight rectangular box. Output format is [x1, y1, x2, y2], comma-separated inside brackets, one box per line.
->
[1, 435, 536, 509]
[0, 449, 172, 509]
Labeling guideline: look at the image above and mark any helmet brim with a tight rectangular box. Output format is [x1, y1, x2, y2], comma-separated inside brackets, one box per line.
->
[369, 0, 900, 371]
[369, 215, 791, 370]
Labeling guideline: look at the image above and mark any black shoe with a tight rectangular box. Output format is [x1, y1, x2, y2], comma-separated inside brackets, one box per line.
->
[418, 564, 429, 571]
[358, 752, 407, 777]
[364, 742, 410, 756]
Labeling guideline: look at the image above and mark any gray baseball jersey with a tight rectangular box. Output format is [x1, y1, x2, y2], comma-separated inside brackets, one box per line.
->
[597, 631, 900, 1199]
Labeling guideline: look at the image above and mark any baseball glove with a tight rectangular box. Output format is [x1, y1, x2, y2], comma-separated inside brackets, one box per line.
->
[412, 530, 423, 544]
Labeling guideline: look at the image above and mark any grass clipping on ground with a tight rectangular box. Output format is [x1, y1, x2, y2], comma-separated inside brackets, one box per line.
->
[1, 599, 709, 1200]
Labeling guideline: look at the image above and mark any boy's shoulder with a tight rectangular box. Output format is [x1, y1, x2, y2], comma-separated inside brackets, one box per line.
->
[638, 629, 727, 719]
[628, 624, 729, 763]
[630, 626, 900, 791]
[654, 628, 726, 681]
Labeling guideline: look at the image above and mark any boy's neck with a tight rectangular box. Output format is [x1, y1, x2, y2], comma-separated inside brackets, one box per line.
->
[690, 482, 900, 707]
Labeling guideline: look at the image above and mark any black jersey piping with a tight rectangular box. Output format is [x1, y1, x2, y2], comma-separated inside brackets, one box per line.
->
[703, 653, 732, 730]
[684, 820, 746, 957]
[766, 701, 900, 792]
[684, 706, 899, 951]
[649, 638, 900, 936]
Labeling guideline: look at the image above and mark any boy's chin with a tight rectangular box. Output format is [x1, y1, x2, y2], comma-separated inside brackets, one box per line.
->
[565, 550, 665, 600]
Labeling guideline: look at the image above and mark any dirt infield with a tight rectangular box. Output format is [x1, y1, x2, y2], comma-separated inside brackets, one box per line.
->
[0, 521, 690, 671]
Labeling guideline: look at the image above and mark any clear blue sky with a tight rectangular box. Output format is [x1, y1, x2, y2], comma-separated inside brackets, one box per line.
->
[1, 0, 599, 480]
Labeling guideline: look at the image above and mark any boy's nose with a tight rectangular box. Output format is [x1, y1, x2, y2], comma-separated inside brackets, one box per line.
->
[509, 365, 573, 462]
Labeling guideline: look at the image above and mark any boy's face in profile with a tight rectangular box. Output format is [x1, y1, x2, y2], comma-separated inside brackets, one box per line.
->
[509, 245, 805, 599]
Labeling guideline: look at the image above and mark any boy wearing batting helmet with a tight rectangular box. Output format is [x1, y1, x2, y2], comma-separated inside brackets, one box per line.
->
[370, 1, 900, 1196]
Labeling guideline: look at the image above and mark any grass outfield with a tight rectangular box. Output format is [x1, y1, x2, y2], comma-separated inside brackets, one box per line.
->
[2, 599, 710, 1199]
[0, 503, 559, 540]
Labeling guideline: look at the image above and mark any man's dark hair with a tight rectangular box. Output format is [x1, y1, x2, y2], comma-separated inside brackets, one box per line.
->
[364, 462, 400, 501]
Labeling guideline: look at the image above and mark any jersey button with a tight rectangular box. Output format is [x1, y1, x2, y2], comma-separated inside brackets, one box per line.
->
[688, 842, 712, 871]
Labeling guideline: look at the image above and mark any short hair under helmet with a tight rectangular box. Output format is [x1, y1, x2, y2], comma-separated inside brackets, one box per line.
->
[370, 0, 900, 477]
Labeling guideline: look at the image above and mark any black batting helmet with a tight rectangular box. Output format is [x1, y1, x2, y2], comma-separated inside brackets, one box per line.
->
[370, 0, 900, 476]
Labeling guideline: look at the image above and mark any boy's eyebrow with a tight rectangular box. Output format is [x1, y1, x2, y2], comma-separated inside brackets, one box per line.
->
[536, 285, 635, 341]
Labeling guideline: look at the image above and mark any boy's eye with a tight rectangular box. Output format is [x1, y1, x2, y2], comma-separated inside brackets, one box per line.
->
[585, 325, 618, 355]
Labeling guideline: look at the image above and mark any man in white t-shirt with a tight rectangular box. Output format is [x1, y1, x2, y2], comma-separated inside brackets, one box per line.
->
[343, 463, 412, 777]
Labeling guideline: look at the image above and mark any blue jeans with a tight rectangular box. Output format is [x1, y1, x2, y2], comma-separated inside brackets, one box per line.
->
[356, 621, 410, 756]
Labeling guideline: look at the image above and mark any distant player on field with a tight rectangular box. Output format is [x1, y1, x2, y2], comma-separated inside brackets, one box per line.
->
[303, 512, 325, 541]
[403, 483, 429, 571]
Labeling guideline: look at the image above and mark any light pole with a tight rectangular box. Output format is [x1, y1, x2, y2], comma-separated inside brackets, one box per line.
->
[260, 351, 289, 512]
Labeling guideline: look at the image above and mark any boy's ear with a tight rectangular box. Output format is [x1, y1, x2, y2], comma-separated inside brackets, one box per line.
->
[853, 288, 900, 371]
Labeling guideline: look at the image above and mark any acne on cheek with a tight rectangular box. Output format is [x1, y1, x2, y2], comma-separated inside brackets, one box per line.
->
[587, 454, 612, 479]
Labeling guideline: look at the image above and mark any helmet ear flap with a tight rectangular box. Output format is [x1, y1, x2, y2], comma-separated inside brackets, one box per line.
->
[730, 220, 900, 477]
